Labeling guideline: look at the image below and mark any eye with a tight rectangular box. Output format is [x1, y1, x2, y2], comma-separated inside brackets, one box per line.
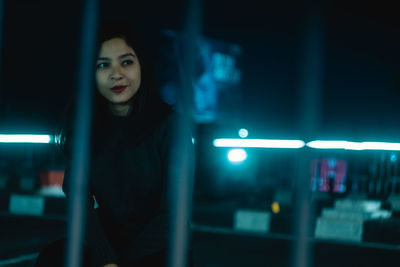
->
[96, 62, 108, 69]
[122, 60, 133, 66]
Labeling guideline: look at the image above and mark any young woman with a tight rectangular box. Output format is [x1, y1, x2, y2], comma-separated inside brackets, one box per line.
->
[35, 20, 194, 267]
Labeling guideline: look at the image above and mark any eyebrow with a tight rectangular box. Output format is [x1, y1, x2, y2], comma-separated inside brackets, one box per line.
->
[97, 53, 136, 61]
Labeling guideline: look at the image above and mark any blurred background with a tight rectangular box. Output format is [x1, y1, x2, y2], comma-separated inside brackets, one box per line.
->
[1, 0, 400, 266]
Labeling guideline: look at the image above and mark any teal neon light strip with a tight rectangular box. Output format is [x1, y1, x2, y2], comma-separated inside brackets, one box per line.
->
[307, 140, 400, 151]
[0, 134, 53, 143]
[213, 138, 305, 148]
[214, 138, 400, 151]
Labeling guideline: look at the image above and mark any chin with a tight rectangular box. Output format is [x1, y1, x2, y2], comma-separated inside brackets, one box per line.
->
[110, 96, 135, 105]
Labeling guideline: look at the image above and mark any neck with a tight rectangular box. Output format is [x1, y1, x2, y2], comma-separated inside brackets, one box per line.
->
[109, 102, 132, 117]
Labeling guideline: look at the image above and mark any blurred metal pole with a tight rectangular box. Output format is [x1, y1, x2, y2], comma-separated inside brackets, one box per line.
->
[0, 0, 3, 57]
[64, 0, 99, 266]
[168, 0, 202, 267]
[0, 0, 3, 59]
[292, 3, 325, 267]
[0, 0, 4, 107]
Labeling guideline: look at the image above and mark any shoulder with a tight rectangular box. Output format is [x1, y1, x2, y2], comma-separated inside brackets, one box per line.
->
[155, 108, 193, 152]
[155, 107, 179, 140]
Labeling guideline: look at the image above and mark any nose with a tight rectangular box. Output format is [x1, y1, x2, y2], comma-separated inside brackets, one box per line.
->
[110, 65, 123, 81]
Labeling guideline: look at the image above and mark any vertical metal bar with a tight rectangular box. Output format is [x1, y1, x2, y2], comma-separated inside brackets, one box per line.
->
[292, 3, 325, 267]
[0, 0, 3, 57]
[0, 0, 3, 51]
[386, 152, 391, 178]
[380, 153, 385, 179]
[64, 0, 99, 266]
[168, 0, 202, 267]
[0, 0, 4, 103]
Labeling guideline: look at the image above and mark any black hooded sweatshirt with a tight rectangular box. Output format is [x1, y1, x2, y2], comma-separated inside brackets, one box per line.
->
[62, 102, 194, 266]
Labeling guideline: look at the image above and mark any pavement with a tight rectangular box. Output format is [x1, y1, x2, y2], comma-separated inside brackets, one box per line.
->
[1, 197, 400, 267]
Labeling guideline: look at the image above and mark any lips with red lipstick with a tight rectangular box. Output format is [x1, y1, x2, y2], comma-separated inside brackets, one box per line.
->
[110, 85, 127, 93]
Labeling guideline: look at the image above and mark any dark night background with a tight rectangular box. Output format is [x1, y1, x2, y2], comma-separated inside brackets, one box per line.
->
[0, 0, 399, 140]
[1, 1, 400, 266]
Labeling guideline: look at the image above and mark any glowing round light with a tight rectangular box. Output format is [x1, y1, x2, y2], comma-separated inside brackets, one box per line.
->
[228, 149, 247, 163]
[238, 128, 248, 138]
[271, 202, 280, 214]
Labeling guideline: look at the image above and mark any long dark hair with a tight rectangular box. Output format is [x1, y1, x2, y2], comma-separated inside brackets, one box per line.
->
[94, 19, 165, 124]
[57, 19, 171, 156]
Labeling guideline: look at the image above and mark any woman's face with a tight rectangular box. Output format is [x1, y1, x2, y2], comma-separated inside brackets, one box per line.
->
[95, 37, 141, 106]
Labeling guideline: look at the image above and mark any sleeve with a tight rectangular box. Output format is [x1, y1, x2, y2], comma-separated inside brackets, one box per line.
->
[128, 112, 195, 250]
[63, 161, 120, 267]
